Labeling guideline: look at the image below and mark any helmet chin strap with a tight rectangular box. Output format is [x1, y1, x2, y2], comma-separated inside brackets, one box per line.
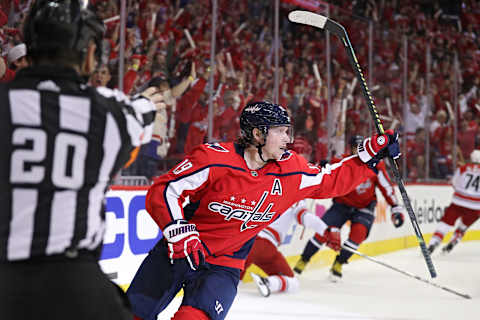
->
[256, 143, 268, 163]
[255, 131, 269, 163]
[254, 128, 273, 163]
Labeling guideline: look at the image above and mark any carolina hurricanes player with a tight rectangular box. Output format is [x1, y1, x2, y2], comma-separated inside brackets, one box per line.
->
[428, 149, 480, 254]
[243, 199, 339, 297]
[126, 102, 400, 320]
[294, 135, 405, 281]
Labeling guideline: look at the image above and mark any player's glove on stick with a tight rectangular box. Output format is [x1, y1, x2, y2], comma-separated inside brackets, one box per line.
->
[391, 205, 405, 228]
[318, 227, 341, 251]
[163, 219, 205, 271]
[358, 129, 401, 173]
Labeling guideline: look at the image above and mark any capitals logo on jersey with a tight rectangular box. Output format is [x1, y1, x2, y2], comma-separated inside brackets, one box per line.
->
[208, 191, 276, 231]
[355, 179, 372, 195]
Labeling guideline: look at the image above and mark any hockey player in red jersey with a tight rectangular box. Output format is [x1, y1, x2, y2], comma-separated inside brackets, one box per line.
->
[293, 135, 405, 281]
[428, 149, 480, 254]
[243, 200, 340, 297]
[126, 102, 401, 320]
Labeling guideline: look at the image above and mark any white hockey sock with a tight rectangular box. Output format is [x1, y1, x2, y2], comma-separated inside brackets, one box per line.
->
[430, 221, 451, 245]
[267, 275, 300, 293]
[457, 220, 467, 232]
[429, 235, 441, 246]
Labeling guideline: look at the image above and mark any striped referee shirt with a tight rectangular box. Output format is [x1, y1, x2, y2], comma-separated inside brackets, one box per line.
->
[0, 66, 156, 261]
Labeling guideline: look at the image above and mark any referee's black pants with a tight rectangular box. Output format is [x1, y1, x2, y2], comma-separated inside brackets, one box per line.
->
[0, 251, 132, 320]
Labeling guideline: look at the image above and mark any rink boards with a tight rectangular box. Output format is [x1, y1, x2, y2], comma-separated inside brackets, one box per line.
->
[99, 184, 480, 288]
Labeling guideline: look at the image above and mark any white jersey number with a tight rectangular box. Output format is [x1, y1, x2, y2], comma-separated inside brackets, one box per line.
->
[10, 128, 88, 188]
[9, 91, 90, 189]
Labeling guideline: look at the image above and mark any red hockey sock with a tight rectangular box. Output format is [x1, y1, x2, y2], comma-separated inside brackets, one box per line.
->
[171, 306, 210, 320]
[133, 315, 143, 320]
[349, 223, 368, 244]
[433, 231, 445, 240]
[313, 232, 326, 244]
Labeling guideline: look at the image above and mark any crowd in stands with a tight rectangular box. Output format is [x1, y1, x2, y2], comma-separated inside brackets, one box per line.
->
[1, 0, 479, 182]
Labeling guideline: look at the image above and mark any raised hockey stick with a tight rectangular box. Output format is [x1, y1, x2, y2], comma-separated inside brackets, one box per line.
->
[288, 10, 437, 278]
[341, 245, 471, 299]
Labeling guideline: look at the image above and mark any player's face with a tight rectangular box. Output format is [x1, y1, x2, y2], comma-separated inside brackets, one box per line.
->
[263, 126, 292, 160]
[351, 145, 359, 155]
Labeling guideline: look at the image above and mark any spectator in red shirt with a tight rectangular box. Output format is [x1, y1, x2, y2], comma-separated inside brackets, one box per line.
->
[458, 118, 478, 161]
[213, 90, 242, 142]
[430, 109, 449, 137]
[289, 136, 313, 162]
[175, 67, 209, 154]
[184, 91, 209, 154]
[406, 127, 427, 180]
[433, 126, 465, 179]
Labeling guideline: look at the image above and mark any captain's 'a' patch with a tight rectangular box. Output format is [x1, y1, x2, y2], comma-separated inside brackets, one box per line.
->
[271, 178, 282, 195]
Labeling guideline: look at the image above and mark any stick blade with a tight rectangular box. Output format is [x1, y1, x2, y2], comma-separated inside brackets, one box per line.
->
[288, 10, 327, 29]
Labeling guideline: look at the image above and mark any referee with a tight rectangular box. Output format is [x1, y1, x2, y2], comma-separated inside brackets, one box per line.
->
[0, 1, 162, 319]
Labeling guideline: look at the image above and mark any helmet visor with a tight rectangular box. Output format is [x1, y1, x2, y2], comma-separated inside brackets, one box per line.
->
[265, 125, 294, 144]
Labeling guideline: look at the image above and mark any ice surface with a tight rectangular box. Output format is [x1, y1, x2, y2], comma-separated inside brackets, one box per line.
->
[158, 241, 480, 320]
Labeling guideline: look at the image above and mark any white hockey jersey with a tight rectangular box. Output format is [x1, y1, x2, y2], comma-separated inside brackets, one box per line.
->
[258, 200, 328, 247]
[451, 163, 480, 210]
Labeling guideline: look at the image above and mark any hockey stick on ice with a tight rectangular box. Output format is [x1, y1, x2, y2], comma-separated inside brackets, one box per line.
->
[341, 245, 471, 299]
[288, 10, 437, 278]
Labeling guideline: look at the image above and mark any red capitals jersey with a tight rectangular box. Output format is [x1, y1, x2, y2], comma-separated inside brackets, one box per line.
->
[333, 158, 397, 209]
[146, 142, 372, 269]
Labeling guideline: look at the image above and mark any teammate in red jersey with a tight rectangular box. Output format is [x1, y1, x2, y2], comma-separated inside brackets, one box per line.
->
[244, 200, 340, 297]
[293, 135, 405, 281]
[126, 102, 400, 320]
[428, 149, 480, 254]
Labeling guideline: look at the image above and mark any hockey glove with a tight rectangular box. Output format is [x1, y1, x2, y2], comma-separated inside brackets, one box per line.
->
[358, 130, 401, 173]
[390, 205, 405, 228]
[163, 220, 205, 271]
[318, 227, 341, 251]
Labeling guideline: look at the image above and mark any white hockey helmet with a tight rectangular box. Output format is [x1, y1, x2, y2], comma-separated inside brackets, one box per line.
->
[471, 149, 480, 163]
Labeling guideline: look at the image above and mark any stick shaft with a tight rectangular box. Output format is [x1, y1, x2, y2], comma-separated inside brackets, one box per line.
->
[325, 17, 437, 278]
[288, 10, 437, 277]
[343, 34, 436, 278]
[342, 245, 471, 299]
